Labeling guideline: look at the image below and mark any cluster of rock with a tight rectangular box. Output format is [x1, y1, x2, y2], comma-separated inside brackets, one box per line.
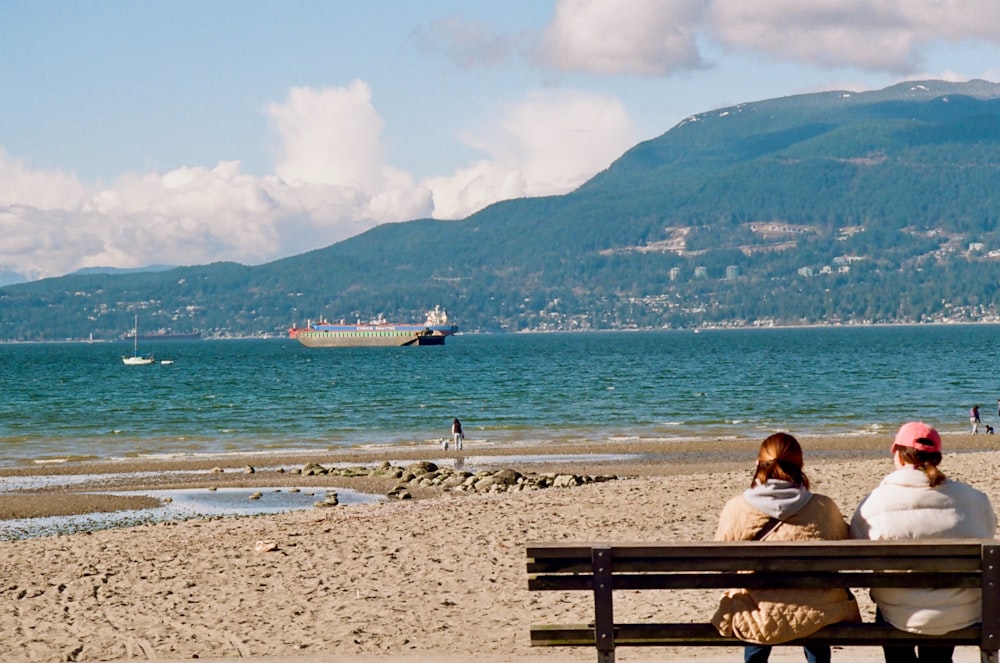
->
[295, 460, 616, 501]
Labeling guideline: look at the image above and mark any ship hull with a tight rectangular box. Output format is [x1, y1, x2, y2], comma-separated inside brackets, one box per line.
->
[289, 307, 457, 348]
[296, 329, 451, 348]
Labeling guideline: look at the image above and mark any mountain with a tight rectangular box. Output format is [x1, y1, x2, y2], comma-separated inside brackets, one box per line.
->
[4, 79, 1000, 341]
[0, 270, 27, 287]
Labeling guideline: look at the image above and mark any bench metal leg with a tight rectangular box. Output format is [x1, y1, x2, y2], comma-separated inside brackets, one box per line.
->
[983, 545, 1000, 663]
[593, 546, 615, 663]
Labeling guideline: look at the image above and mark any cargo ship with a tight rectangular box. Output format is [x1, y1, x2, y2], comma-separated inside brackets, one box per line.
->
[289, 306, 458, 348]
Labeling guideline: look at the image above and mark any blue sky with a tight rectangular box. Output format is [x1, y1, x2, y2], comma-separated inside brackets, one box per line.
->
[2, 1, 1000, 281]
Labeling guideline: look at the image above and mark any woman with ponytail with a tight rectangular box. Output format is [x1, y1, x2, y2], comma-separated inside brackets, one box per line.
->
[712, 433, 859, 662]
[851, 422, 997, 663]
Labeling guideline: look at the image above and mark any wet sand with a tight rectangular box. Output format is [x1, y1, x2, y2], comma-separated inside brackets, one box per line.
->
[0, 433, 997, 662]
[7, 432, 995, 518]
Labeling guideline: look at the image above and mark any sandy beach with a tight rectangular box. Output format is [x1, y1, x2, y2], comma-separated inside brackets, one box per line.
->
[1, 433, 998, 662]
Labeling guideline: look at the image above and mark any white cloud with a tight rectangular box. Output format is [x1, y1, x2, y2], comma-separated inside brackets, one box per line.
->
[535, 0, 1000, 76]
[423, 89, 638, 219]
[0, 81, 637, 280]
[708, 1, 923, 72]
[538, 0, 707, 75]
[0, 149, 86, 210]
[0, 81, 435, 280]
[268, 82, 385, 190]
[264, 82, 434, 230]
[708, 1, 1000, 72]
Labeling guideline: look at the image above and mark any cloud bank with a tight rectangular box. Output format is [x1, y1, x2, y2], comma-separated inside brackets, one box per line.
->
[534, 0, 1000, 75]
[0, 79, 636, 281]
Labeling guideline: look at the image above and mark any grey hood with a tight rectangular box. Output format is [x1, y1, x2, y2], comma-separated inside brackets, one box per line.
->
[743, 479, 813, 520]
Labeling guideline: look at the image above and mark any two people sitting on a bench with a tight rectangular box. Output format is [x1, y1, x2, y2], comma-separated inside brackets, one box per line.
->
[712, 424, 996, 663]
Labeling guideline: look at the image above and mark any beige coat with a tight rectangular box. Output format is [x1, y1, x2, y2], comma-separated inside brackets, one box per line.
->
[711, 492, 860, 644]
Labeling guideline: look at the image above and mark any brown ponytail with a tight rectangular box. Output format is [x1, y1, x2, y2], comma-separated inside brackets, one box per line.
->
[895, 445, 947, 487]
[751, 432, 810, 489]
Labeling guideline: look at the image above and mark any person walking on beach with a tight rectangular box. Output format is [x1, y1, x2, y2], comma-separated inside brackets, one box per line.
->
[851, 421, 996, 663]
[451, 418, 464, 451]
[970, 405, 981, 434]
[712, 432, 859, 663]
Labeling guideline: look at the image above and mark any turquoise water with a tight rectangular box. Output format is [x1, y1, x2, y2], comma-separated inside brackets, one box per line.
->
[0, 326, 997, 467]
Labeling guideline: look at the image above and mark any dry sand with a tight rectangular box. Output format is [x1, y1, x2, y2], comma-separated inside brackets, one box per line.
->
[1, 434, 998, 662]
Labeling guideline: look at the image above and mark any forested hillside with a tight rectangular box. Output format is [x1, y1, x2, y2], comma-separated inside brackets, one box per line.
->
[3, 79, 1000, 341]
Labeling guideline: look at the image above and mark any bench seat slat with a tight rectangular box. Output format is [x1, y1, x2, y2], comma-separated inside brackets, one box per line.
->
[527, 557, 981, 575]
[527, 541, 982, 573]
[529, 570, 982, 591]
[530, 622, 984, 648]
[527, 540, 988, 560]
[528, 557, 983, 574]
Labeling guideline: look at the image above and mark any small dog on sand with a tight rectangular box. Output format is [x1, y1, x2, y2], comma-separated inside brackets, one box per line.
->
[986, 425, 995, 435]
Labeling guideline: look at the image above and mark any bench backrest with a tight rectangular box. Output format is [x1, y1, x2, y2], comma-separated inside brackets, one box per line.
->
[529, 540, 997, 590]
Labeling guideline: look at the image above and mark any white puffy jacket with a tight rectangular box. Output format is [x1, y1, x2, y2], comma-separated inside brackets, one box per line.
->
[850, 467, 997, 635]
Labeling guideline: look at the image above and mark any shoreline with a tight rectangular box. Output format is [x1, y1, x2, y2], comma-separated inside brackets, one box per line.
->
[6, 427, 998, 470]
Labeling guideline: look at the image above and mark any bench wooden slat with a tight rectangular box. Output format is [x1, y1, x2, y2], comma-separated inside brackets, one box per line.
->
[530, 622, 984, 647]
[527, 541, 987, 574]
[527, 540, 987, 559]
[528, 556, 984, 574]
[529, 570, 982, 591]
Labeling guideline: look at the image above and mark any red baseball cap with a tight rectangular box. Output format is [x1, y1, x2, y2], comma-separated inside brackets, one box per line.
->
[892, 421, 942, 453]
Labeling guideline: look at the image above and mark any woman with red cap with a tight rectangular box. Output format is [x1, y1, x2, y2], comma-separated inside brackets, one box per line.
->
[851, 421, 997, 663]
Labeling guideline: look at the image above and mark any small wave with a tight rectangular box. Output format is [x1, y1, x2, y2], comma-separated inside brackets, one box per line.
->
[31, 454, 100, 465]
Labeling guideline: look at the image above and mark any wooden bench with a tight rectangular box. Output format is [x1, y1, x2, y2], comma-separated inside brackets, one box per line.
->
[527, 540, 999, 662]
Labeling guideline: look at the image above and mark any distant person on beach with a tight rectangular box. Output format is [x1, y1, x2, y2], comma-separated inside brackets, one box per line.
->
[451, 418, 464, 451]
[851, 421, 996, 663]
[971, 405, 981, 434]
[712, 432, 859, 663]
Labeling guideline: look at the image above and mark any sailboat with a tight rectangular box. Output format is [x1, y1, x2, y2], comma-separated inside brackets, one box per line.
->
[122, 314, 155, 365]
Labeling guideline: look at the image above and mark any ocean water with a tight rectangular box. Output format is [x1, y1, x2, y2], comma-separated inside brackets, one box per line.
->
[0, 325, 997, 467]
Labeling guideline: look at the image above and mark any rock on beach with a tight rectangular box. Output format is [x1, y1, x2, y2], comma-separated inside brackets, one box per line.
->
[296, 460, 616, 502]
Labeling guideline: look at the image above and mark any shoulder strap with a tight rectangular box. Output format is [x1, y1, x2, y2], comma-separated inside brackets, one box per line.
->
[752, 517, 782, 541]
